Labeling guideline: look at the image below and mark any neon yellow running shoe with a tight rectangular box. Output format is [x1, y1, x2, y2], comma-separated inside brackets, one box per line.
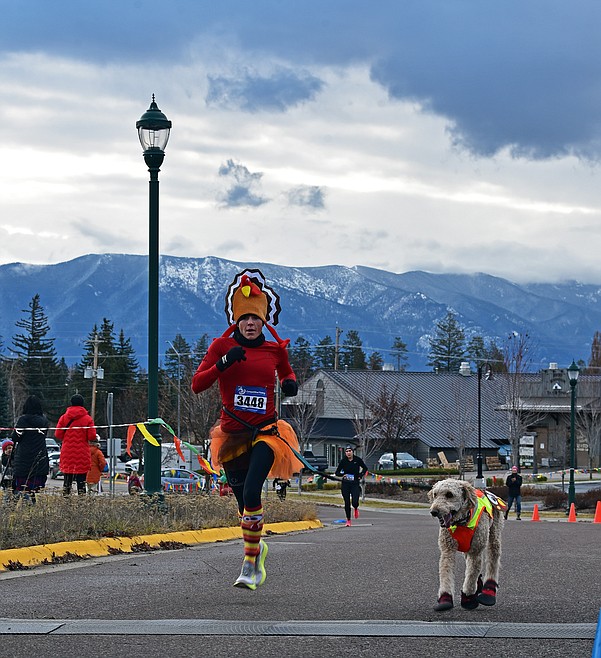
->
[255, 540, 268, 586]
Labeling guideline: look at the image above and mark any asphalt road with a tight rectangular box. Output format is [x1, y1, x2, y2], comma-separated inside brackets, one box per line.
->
[0, 505, 598, 657]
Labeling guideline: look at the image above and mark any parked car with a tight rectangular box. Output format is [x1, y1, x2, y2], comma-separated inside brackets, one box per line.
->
[49, 453, 62, 479]
[46, 437, 60, 453]
[376, 452, 424, 470]
[161, 468, 203, 492]
[301, 450, 329, 473]
[124, 458, 142, 474]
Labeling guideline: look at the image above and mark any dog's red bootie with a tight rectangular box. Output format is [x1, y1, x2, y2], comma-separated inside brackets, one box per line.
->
[434, 593, 454, 611]
[477, 579, 498, 606]
[461, 591, 479, 609]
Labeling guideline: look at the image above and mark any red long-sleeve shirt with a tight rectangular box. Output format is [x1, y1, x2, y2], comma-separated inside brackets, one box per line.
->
[191, 335, 295, 433]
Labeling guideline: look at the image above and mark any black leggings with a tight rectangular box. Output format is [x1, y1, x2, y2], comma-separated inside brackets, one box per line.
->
[341, 481, 361, 520]
[63, 473, 87, 495]
[224, 442, 275, 515]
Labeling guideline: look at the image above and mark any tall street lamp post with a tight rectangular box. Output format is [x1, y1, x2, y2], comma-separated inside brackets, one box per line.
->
[136, 96, 171, 494]
[567, 360, 579, 510]
[476, 362, 492, 489]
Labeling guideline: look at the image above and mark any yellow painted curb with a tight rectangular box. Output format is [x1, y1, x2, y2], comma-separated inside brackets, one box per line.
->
[0, 519, 323, 572]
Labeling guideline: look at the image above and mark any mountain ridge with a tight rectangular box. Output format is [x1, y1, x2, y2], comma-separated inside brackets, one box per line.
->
[0, 253, 597, 369]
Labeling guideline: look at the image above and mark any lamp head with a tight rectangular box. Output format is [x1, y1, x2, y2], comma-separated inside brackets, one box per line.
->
[477, 362, 493, 381]
[567, 360, 580, 386]
[136, 95, 172, 153]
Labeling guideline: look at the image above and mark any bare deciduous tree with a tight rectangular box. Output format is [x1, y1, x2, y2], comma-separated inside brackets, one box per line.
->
[367, 384, 422, 465]
[443, 380, 476, 478]
[575, 378, 601, 474]
[282, 385, 322, 493]
[502, 332, 542, 468]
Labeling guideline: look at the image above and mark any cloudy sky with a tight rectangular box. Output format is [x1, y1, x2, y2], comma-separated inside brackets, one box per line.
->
[2, 1, 601, 284]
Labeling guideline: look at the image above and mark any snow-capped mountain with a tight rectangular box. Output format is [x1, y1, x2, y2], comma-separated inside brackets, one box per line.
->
[0, 253, 598, 370]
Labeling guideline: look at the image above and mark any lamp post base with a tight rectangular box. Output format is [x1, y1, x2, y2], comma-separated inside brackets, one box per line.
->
[567, 467, 576, 510]
[474, 476, 486, 489]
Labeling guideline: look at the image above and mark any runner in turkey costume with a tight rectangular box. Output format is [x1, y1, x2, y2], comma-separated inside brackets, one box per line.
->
[191, 269, 302, 590]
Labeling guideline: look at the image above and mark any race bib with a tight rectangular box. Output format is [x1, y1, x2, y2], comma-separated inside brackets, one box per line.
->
[344, 474, 355, 481]
[234, 385, 267, 414]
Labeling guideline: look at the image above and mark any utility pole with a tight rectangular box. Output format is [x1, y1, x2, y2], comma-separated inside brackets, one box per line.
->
[91, 334, 100, 421]
[334, 326, 342, 370]
[84, 333, 103, 421]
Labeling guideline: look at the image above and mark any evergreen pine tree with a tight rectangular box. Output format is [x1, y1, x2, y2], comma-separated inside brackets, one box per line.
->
[114, 329, 139, 390]
[164, 334, 193, 430]
[391, 336, 409, 371]
[467, 335, 487, 365]
[427, 311, 466, 373]
[315, 335, 335, 369]
[11, 294, 64, 415]
[368, 351, 384, 370]
[340, 330, 367, 370]
[192, 334, 210, 365]
[165, 334, 193, 380]
[71, 320, 140, 427]
[288, 336, 314, 383]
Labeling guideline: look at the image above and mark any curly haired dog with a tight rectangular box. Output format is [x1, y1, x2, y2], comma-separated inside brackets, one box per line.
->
[428, 478, 506, 611]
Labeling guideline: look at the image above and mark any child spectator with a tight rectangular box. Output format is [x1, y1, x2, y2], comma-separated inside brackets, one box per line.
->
[1, 439, 14, 492]
[127, 470, 143, 495]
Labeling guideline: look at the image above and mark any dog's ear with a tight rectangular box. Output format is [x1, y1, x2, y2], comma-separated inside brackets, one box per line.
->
[461, 480, 478, 508]
[427, 481, 440, 502]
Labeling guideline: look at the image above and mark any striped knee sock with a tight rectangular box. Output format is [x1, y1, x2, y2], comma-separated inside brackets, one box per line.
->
[241, 505, 264, 565]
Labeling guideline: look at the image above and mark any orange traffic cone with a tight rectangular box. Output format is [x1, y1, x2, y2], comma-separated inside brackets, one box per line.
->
[568, 503, 577, 523]
[593, 501, 601, 524]
[531, 504, 540, 522]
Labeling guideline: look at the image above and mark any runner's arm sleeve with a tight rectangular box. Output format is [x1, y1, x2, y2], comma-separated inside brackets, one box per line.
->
[191, 342, 223, 393]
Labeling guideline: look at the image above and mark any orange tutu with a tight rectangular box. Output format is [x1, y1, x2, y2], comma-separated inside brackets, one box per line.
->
[210, 420, 302, 479]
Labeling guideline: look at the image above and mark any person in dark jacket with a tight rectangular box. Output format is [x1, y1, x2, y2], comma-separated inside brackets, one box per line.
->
[273, 477, 290, 501]
[55, 394, 96, 495]
[11, 395, 50, 502]
[335, 446, 368, 526]
[504, 465, 523, 520]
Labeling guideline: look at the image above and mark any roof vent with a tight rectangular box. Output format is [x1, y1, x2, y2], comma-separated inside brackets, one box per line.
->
[459, 362, 472, 376]
[549, 362, 558, 370]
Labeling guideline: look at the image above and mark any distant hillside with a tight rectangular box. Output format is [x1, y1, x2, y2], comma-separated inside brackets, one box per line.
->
[0, 253, 598, 370]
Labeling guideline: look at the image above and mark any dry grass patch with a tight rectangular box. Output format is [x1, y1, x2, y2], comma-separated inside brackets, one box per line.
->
[0, 492, 317, 550]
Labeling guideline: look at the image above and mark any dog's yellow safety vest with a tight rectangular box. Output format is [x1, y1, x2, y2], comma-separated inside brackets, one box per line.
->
[448, 490, 494, 553]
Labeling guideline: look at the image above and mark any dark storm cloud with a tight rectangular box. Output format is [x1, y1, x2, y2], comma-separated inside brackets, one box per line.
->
[5, 1, 601, 160]
[206, 68, 324, 112]
[218, 159, 268, 208]
[369, 3, 601, 160]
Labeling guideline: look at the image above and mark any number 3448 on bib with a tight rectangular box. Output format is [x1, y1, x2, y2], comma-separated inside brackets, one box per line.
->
[234, 385, 267, 414]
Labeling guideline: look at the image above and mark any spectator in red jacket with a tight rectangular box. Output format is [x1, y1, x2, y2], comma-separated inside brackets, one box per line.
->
[86, 437, 107, 494]
[55, 394, 96, 495]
